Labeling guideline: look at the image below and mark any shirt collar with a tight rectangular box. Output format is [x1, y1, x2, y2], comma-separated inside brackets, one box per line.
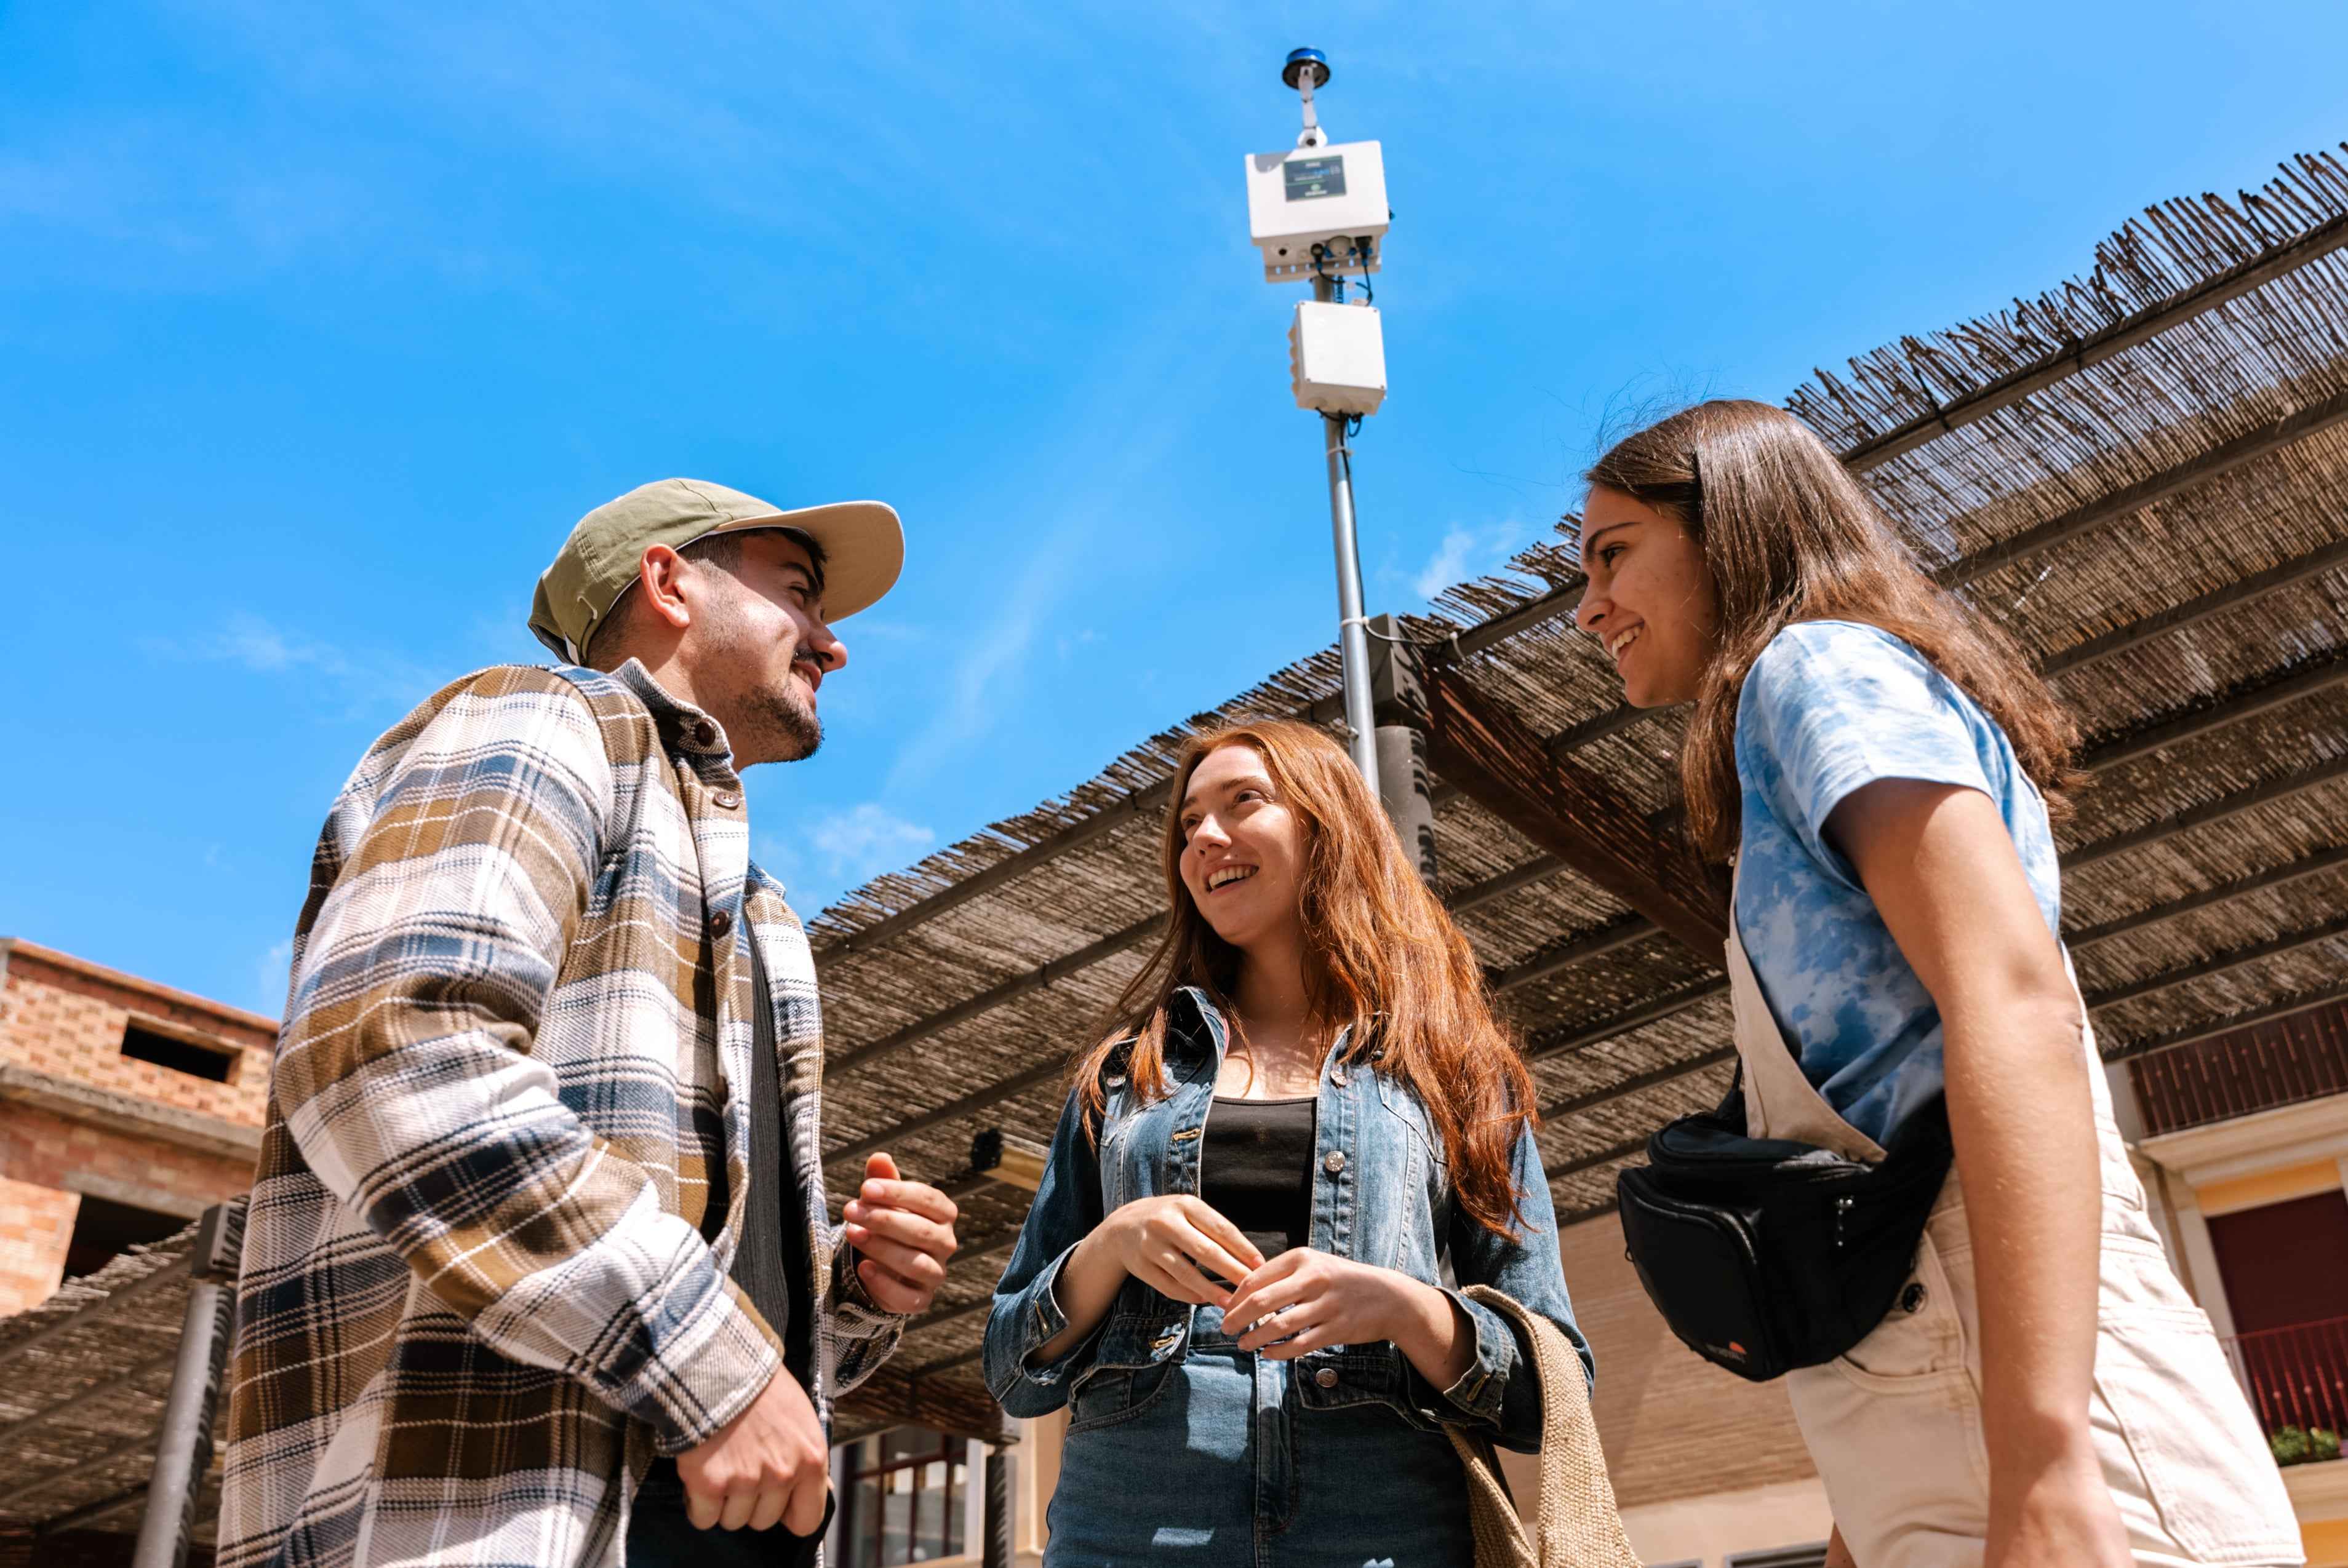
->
[596, 658, 737, 765]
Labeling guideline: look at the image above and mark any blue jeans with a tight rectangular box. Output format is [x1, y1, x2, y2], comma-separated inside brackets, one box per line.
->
[1044, 1308, 1473, 1568]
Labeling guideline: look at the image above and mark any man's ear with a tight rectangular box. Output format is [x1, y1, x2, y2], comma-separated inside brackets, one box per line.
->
[636, 544, 695, 634]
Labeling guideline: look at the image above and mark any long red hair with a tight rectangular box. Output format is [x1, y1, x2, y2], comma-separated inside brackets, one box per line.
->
[1074, 720, 1539, 1240]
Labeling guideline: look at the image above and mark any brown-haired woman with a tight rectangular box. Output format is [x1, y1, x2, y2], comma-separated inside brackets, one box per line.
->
[983, 719, 1589, 1566]
[1581, 399, 2299, 1568]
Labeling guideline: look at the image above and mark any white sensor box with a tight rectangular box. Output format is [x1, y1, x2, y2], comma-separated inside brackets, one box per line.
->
[1289, 300, 1386, 417]
[1245, 140, 1389, 282]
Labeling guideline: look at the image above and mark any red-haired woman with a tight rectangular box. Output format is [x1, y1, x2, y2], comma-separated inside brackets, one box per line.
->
[1579, 399, 2299, 1568]
[983, 720, 1588, 1566]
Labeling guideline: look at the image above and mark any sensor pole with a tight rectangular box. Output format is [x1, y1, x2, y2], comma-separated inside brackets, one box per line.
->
[1281, 47, 1381, 792]
[1315, 267, 1380, 792]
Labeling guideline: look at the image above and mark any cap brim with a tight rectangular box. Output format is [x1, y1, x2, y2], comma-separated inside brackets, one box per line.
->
[705, 499, 904, 621]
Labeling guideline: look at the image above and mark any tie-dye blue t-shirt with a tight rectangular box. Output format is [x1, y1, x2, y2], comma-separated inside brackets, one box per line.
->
[1733, 620, 2064, 1144]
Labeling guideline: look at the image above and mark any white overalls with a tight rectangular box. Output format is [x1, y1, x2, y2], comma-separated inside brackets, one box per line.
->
[1724, 885, 2304, 1567]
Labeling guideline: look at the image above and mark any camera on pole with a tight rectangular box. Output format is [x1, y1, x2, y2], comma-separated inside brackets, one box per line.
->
[1242, 47, 1389, 787]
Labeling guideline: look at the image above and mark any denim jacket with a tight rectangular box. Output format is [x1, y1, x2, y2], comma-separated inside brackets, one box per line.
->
[984, 989, 1591, 1452]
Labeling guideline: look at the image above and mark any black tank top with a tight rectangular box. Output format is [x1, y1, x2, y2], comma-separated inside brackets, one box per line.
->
[1202, 1095, 1318, 1259]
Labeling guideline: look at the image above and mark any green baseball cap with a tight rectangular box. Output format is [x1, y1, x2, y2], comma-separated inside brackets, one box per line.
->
[529, 478, 904, 662]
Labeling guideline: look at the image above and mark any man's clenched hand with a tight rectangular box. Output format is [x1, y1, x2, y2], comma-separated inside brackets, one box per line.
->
[677, 1368, 828, 1534]
[841, 1152, 959, 1315]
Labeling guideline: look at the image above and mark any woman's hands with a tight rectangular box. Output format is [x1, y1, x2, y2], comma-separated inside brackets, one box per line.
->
[1096, 1195, 1266, 1307]
[1226, 1248, 1475, 1388]
[1029, 1194, 1267, 1367]
[1037, 1196, 1479, 1396]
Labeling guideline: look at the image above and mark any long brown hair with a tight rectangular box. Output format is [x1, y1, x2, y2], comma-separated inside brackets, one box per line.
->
[1585, 399, 2082, 860]
[1074, 720, 1539, 1239]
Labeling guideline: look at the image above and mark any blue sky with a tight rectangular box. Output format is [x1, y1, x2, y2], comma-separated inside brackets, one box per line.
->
[4, 1, 2343, 1015]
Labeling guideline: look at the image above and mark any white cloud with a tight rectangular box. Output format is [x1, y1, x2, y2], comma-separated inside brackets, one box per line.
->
[255, 937, 294, 1017]
[1412, 520, 1534, 602]
[809, 803, 936, 881]
[884, 532, 1077, 794]
[153, 612, 435, 714]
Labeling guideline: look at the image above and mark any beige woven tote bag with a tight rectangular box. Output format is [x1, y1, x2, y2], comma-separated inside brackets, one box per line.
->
[1444, 1284, 1642, 1568]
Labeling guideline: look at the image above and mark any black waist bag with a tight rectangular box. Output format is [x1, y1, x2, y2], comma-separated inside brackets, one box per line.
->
[1616, 1083, 1952, 1382]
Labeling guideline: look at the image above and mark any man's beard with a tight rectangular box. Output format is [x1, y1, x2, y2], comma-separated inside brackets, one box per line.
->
[746, 682, 823, 762]
[700, 588, 823, 762]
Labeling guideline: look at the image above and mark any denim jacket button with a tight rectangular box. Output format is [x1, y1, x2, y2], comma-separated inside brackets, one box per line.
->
[1322, 1150, 1346, 1176]
[1314, 1367, 1339, 1388]
[1330, 1070, 1348, 1087]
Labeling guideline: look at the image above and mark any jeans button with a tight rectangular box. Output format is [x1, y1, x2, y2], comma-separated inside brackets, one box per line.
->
[1314, 1367, 1338, 1389]
[1322, 1151, 1346, 1176]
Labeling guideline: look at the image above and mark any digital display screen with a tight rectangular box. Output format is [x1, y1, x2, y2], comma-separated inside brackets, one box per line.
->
[1284, 156, 1346, 202]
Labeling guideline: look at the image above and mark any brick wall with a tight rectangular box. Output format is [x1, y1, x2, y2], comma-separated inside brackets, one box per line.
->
[1562, 1209, 1818, 1507]
[0, 941, 272, 1316]
[0, 1103, 252, 1220]
[0, 1173, 81, 1315]
[0, 942, 274, 1128]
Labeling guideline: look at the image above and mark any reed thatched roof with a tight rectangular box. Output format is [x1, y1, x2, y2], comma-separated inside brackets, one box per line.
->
[820, 145, 2348, 1441]
[0, 1224, 215, 1548]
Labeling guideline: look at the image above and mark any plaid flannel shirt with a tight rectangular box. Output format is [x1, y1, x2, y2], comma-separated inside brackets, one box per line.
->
[222, 661, 905, 1568]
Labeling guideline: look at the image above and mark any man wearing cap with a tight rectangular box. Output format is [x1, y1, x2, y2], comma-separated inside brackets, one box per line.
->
[223, 480, 960, 1568]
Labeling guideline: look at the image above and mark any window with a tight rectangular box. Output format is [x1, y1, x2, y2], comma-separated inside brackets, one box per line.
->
[839, 1427, 967, 1566]
[63, 1194, 187, 1282]
[2208, 1189, 2348, 1334]
[121, 1021, 236, 1083]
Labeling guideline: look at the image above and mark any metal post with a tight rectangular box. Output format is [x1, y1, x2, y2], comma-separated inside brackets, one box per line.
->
[1367, 613, 1437, 885]
[1314, 271, 1381, 794]
[981, 1444, 1014, 1568]
[133, 1199, 244, 1568]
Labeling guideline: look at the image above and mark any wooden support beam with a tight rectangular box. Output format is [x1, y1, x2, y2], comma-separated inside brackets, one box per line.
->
[2044, 535, 2348, 679]
[1493, 914, 1660, 996]
[2067, 753, 2348, 870]
[2068, 844, 2348, 950]
[2080, 648, 2348, 774]
[1423, 661, 1725, 958]
[2083, 913, 2348, 1011]
[1539, 1046, 1737, 1124]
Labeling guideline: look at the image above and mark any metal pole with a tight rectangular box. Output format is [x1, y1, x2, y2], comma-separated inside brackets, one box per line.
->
[981, 1445, 1013, 1568]
[133, 1199, 244, 1568]
[1314, 271, 1381, 793]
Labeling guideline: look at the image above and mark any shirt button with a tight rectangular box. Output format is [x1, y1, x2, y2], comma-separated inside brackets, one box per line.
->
[1322, 1151, 1346, 1176]
[692, 721, 717, 747]
[709, 909, 734, 938]
[1330, 1070, 1348, 1087]
[1314, 1367, 1339, 1389]
[713, 791, 743, 810]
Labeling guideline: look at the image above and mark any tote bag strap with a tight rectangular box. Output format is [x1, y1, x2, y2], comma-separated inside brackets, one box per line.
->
[1444, 1285, 1642, 1568]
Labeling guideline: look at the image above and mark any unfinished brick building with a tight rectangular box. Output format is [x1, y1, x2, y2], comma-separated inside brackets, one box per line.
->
[0, 939, 268, 1316]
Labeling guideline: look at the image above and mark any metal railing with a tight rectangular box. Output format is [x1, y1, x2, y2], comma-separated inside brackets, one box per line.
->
[2223, 1313, 2348, 1444]
[2128, 997, 2348, 1137]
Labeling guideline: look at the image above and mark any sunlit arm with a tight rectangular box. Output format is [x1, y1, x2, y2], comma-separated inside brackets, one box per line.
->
[1828, 779, 2129, 1568]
